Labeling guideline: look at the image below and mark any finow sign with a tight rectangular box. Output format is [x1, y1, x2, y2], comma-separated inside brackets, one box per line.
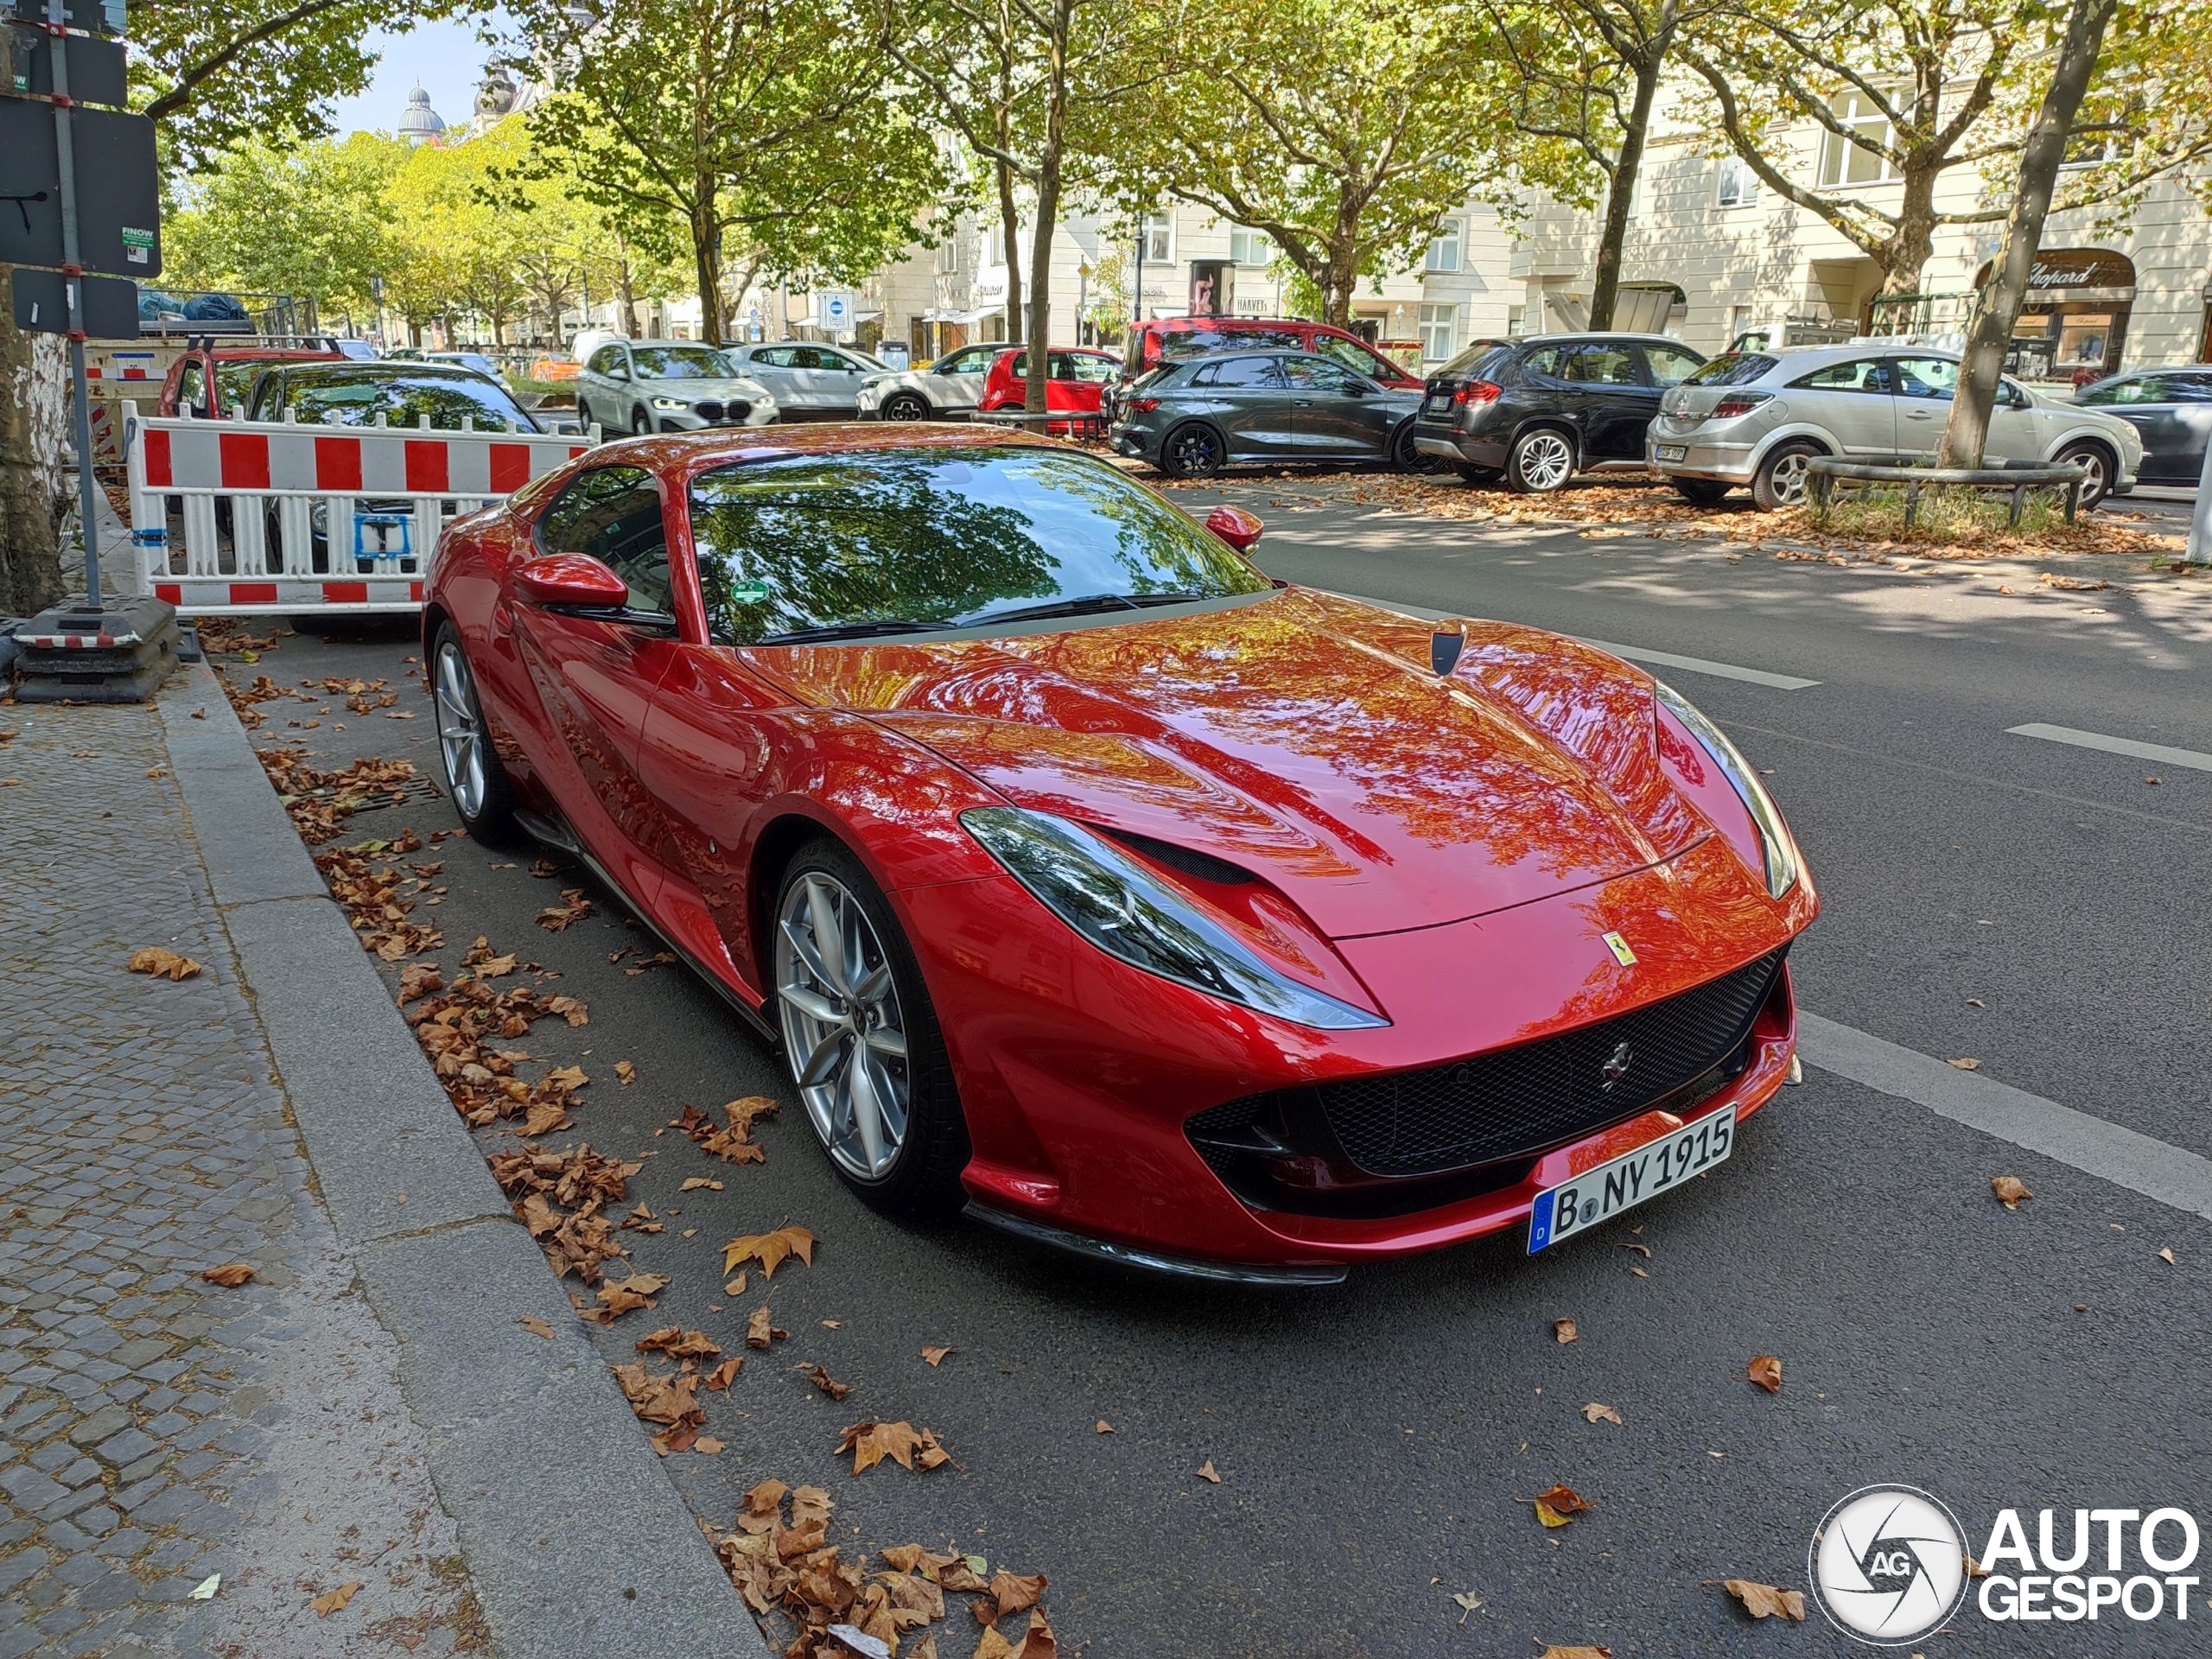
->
[1975, 1506, 2200, 1624]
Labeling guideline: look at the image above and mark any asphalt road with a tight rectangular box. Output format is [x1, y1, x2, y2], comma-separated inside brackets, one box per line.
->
[219, 479, 2210, 1658]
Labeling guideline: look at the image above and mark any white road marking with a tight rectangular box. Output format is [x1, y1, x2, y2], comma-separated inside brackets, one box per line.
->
[1797, 1013, 2212, 1223]
[1325, 589, 1820, 690]
[2006, 722, 2212, 774]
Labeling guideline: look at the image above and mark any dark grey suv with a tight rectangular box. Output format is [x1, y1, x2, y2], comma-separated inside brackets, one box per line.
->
[1107, 350, 1427, 477]
[1410, 333, 1707, 492]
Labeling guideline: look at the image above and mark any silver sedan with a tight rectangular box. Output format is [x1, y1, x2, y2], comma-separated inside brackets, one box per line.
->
[575, 340, 779, 435]
[1649, 344, 2144, 509]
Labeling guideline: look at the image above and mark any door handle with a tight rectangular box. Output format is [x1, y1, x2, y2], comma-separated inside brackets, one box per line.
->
[1293, 399, 1313, 407]
[1905, 410, 1935, 420]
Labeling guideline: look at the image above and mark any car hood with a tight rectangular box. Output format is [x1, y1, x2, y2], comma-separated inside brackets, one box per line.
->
[738, 588, 1713, 938]
[643, 376, 772, 403]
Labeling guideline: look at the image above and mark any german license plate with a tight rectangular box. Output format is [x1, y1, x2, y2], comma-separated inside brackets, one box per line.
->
[1423, 394, 1450, 412]
[1527, 1107, 1734, 1252]
[1654, 444, 1688, 462]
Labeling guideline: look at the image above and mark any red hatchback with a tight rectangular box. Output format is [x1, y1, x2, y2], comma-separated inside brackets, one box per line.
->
[422, 425, 1815, 1281]
[158, 343, 345, 419]
[976, 346, 1119, 429]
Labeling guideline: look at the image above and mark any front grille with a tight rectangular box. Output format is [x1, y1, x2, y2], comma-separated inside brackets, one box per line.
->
[1191, 949, 1784, 1185]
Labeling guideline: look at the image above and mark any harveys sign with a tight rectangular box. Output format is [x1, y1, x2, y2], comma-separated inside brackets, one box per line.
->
[1975, 249, 2135, 292]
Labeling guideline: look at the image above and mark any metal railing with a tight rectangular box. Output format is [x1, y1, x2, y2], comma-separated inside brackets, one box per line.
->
[1805, 456, 2087, 528]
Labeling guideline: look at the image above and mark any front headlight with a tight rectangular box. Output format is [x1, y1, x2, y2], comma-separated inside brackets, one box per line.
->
[961, 807, 1386, 1030]
[1655, 682, 1800, 898]
[650, 396, 687, 410]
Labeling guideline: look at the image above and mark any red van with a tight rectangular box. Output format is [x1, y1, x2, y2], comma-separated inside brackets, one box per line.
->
[1122, 316, 1420, 389]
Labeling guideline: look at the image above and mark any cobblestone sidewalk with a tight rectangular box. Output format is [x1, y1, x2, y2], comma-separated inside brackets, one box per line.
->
[0, 686, 485, 1657]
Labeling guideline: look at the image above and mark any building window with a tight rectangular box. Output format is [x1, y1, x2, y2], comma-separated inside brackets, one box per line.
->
[1425, 219, 1462, 273]
[937, 232, 963, 274]
[1419, 302, 1456, 362]
[1717, 155, 1758, 207]
[1229, 226, 1273, 266]
[1506, 303, 1526, 339]
[1141, 212, 1173, 264]
[1818, 91, 1898, 187]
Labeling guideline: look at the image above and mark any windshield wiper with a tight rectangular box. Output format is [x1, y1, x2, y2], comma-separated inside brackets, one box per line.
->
[755, 618, 955, 645]
[959, 590, 1211, 626]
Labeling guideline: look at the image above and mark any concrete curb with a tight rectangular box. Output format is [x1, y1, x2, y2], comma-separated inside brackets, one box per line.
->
[156, 664, 766, 1659]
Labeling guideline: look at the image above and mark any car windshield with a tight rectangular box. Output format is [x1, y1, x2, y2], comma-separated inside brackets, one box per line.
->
[632, 346, 734, 379]
[283, 372, 542, 432]
[688, 446, 1270, 646]
[1682, 353, 1778, 387]
[215, 361, 273, 410]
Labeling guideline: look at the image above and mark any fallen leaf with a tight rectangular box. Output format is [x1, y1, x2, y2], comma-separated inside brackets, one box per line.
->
[1748, 1354, 1783, 1393]
[309, 1581, 365, 1616]
[1450, 1589, 1482, 1624]
[199, 1263, 256, 1287]
[1626, 1265, 1649, 1278]
[921, 1344, 954, 1366]
[188, 1573, 220, 1599]
[703, 1357, 743, 1390]
[744, 1306, 788, 1349]
[1534, 1501, 1574, 1529]
[1581, 1402, 1622, 1425]
[1095, 1420, 1113, 1434]
[128, 946, 204, 981]
[836, 1420, 950, 1474]
[517, 1314, 555, 1339]
[1553, 1318, 1578, 1344]
[1196, 1459, 1222, 1484]
[694, 1436, 724, 1454]
[1948, 1057, 1981, 1071]
[723, 1272, 748, 1297]
[1536, 1647, 1611, 1658]
[616, 1060, 637, 1085]
[988, 1569, 1046, 1613]
[722, 1224, 815, 1280]
[1723, 1580, 1808, 1621]
[973, 1631, 1018, 1659]
[1618, 1241, 1651, 1258]
[1531, 1484, 1591, 1528]
[1992, 1175, 2032, 1208]
[2158, 1247, 2177, 1265]
[681, 1177, 724, 1192]
[806, 1362, 853, 1401]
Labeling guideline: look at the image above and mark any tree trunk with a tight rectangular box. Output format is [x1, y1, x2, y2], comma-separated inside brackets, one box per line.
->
[1937, 0, 2120, 469]
[691, 176, 725, 349]
[1023, 0, 1071, 416]
[617, 247, 639, 336]
[1588, 45, 1669, 331]
[995, 152, 1023, 347]
[0, 283, 68, 617]
[1876, 169, 1939, 303]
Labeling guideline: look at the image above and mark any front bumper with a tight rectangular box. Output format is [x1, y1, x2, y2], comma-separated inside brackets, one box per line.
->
[901, 834, 1815, 1274]
[652, 396, 778, 432]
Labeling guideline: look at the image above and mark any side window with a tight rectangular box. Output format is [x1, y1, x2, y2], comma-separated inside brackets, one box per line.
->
[2170, 373, 2212, 404]
[1563, 344, 1641, 385]
[752, 347, 794, 368]
[176, 362, 207, 413]
[1891, 357, 1959, 400]
[1063, 354, 1118, 383]
[943, 348, 988, 375]
[1641, 344, 1705, 386]
[1193, 356, 1282, 389]
[1522, 345, 1567, 379]
[1281, 356, 1360, 391]
[536, 466, 672, 615]
[1790, 358, 1892, 393]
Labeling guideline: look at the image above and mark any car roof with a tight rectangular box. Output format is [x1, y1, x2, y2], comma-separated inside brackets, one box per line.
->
[207, 347, 341, 364]
[1512, 332, 1692, 346]
[593, 423, 1063, 480]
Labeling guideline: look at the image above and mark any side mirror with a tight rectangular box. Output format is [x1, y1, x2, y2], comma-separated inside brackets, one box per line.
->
[1205, 505, 1264, 553]
[516, 553, 629, 609]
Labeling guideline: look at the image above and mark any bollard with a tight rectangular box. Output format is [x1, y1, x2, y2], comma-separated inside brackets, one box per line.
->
[2188, 429, 2212, 565]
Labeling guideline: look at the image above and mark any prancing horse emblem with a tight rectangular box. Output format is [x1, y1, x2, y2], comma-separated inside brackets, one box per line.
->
[1601, 1040, 1633, 1091]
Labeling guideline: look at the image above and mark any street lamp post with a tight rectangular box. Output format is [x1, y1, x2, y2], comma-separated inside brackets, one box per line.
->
[1133, 232, 1143, 326]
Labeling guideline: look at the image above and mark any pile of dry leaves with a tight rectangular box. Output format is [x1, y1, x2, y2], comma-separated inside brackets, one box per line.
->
[402, 968, 594, 1136]
[255, 744, 422, 842]
[711, 1481, 1057, 1659]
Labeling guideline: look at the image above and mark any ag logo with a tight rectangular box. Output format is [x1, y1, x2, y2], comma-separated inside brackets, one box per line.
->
[1809, 1484, 1969, 1644]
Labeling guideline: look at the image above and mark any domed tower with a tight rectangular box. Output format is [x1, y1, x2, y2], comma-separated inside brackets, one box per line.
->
[397, 85, 447, 147]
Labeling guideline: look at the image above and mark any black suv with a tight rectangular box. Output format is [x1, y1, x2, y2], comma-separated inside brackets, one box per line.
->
[1411, 334, 1707, 492]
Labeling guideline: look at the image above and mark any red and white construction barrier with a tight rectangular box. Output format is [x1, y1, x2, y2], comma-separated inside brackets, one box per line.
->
[122, 402, 595, 616]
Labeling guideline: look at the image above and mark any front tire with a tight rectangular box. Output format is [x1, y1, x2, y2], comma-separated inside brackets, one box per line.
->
[1159, 422, 1224, 479]
[1751, 440, 1820, 511]
[575, 397, 594, 430]
[2054, 441, 2113, 510]
[1506, 427, 1576, 493]
[880, 391, 931, 422]
[773, 838, 968, 1217]
[631, 406, 652, 435]
[429, 623, 518, 843]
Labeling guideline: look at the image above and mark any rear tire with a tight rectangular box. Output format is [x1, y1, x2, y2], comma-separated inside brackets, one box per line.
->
[1393, 423, 1442, 474]
[1160, 422, 1224, 479]
[1751, 441, 1821, 512]
[1506, 427, 1576, 493]
[773, 836, 969, 1218]
[1671, 478, 1733, 508]
[429, 622, 518, 844]
[2054, 441, 2114, 510]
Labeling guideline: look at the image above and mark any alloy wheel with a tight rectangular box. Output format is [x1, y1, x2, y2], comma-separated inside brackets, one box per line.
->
[1516, 431, 1573, 491]
[433, 639, 486, 819]
[883, 393, 928, 422]
[1168, 427, 1219, 476]
[1767, 449, 1810, 505]
[2062, 446, 2108, 506]
[776, 872, 912, 1181]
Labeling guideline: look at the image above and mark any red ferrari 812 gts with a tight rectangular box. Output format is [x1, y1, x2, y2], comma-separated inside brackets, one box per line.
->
[423, 424, 1815, 1283]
